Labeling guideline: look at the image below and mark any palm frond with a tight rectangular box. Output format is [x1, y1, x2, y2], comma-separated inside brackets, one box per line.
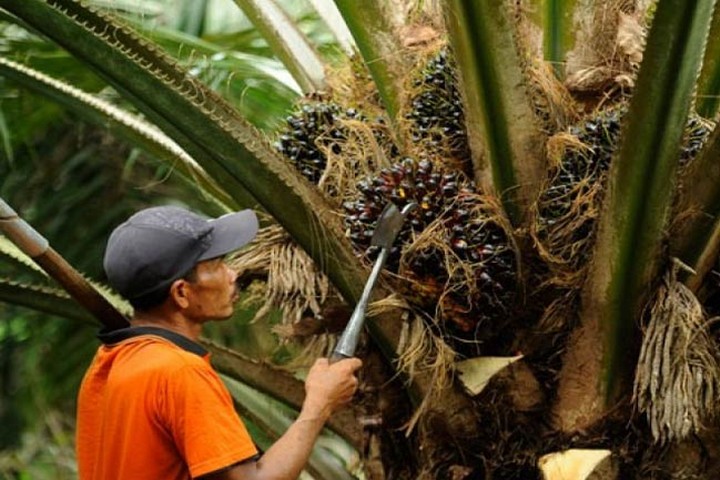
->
[0, 236, 48, 278]
[305, 0, 355, 55]
[697, 3, 720, 118]
[0, 56, 236, 211]
[333, 0, 408, 132]
[0, 0, 369, 305]
[231, 0, 327, 93]
[444, 0, 546, 223]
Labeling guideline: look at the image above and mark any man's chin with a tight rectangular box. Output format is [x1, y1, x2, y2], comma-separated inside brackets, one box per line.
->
[207, 310, 235, 322]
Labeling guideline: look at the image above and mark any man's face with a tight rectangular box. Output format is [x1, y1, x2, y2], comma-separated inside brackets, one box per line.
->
[184, 257, 239, 321]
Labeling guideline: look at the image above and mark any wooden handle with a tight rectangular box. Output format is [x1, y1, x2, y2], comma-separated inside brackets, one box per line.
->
[1, 197, 129, 330]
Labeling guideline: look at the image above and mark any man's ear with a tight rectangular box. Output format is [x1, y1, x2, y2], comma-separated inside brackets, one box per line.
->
[169, 279, 191, 309]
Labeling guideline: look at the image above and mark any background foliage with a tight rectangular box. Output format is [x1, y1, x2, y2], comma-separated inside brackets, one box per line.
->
[0, 0, 330, 477]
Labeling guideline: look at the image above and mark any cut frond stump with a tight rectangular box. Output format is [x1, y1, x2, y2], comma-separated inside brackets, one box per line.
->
[633, 264, 720, 444]
[538, 449, 616, 480]
[456, 355, 523, 396]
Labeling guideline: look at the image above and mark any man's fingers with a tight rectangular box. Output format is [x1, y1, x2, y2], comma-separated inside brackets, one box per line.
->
[335, 357, 362, 372]
[314, 357, 330, 367]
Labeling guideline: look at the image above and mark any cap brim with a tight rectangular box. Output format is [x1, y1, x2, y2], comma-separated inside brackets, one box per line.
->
[199, 209, 259, 261]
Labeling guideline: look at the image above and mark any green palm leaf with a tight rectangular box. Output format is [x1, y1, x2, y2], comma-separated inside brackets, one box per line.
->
[0, 56, 236, 210]
[697, 4, 720, 118]
[333, 0, 407, 133]
[305, 0, 354, 55]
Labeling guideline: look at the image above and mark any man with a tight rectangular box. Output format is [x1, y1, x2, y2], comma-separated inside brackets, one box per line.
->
[76, 205, 362, 480]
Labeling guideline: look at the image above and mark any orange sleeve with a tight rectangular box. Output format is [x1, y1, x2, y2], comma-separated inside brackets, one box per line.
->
[162, 362, 259, 478]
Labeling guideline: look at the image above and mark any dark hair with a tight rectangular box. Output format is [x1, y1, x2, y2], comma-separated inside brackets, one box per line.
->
[128, 266, 199, 312]
[129, 287, 171, 311]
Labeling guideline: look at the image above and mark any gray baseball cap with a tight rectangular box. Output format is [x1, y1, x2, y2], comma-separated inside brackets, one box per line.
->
[103, 206, 258, 299]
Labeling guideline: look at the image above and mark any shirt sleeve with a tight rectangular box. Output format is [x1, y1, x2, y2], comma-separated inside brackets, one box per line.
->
[162, 362, 259, 478]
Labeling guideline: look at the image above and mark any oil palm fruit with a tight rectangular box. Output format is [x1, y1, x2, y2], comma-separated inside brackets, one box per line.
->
[536, 107, 623, 270]
[275, 101, 400, 185]
[536, 106, 712, 273]
[405, 48, 471, 173]
[344, 157, 517, 353]
[679, 115, 713, 166]
[274, 102, 348, 184]
[344, 157, 460, 268]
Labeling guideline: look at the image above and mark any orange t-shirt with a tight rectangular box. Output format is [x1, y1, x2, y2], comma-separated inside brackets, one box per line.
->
[76, 327, 258, 480]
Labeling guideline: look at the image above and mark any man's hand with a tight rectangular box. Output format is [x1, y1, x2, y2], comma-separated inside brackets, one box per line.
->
[301, 357, 362, 421]
[201, 357, 362, 480]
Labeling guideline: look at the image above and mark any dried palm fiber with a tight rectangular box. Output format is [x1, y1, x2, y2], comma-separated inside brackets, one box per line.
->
[564, 0, 650, 95]
[395, 309, 457, 434]
[274, 101, 399, 204]
[344, 157, 519, 357]
[229, 225, 331, 328]
[633, 262, 720, 444]
[401, 0, 445, 32]
[324, 55, 387, 116]
[510, 0, 581, 133]
[368, 292, 459, 426]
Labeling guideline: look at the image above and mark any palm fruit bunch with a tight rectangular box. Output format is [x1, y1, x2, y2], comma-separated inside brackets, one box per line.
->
[275, 102, 400, 185]
[537, 107, 622, 231]
[274, 102, 350, 184]
[679, 115, 713, 166]
[536, 107, 713, 273]
[343, 157, 517, 352]
[534, 107, 624, 274]
[343, 157, 451, 268]
[405, 48, 471, 172]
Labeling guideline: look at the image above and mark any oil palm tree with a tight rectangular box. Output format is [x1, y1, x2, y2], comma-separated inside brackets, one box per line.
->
[2, 0, 720, 478]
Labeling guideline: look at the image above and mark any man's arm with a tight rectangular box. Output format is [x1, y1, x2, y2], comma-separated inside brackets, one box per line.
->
[202, 357, 362, 480]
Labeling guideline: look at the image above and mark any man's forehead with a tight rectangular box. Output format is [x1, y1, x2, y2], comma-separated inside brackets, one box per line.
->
[196, 256, 226, 270]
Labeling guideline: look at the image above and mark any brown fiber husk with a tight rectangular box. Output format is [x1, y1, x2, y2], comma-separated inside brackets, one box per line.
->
[633, 263, 720, 444]
[229, 225, 331, 328]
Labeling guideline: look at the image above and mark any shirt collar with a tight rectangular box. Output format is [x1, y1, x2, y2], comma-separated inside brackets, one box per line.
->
[97, 326, 208, 357]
